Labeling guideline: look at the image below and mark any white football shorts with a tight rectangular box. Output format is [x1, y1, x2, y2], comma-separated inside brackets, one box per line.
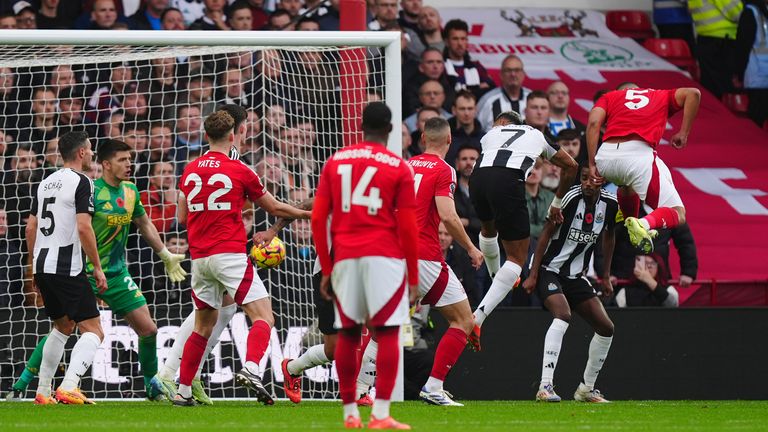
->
[417, 260, 467, 307]
[191, 253, 268, 309]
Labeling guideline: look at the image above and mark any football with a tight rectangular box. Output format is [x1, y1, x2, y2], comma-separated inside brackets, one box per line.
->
[250, 236, 287, 269]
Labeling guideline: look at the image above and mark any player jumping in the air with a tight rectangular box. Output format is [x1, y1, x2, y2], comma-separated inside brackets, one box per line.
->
[523, 166, 618, 403]
[9, 139, 187, 401]
[408, 117, 483, 406]
[312, 102, 419, 429]
[172, 110, 310, 406]
[587, 83, 701, 253]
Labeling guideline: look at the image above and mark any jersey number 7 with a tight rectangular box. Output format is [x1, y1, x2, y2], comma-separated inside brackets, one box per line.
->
[337, 164, 382, 215]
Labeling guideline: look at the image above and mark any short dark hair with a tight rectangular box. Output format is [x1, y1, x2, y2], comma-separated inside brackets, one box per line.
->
[423, 116, 450, 142]
[228, 1, 251, 15]
[556, 128, 581, 142]
[417, 106, 441, 118]
[420, 47, 443, 61]
[59, 131, 90, 162]
[217, 104, 247, 131]
[526, 90, 549, 103]
[443, 19, 469, 39]
[160, 7, 183, 22]
[297, 16, 319, 29]
[270, 9, 292, 28]
[454, 89, 476, 105]
[494, 111, 523, 125]
[593, 89, 609, 104]
[58, 86, 84, 102]
[361, 102, 392, 135]
[97, 139, 132, 163]
[457, 144, 480, 157]
[205, 110, 235, 140]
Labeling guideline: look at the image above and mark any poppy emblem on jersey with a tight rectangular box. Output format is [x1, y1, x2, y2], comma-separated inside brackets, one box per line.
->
[585, 213, 593, 224]
[116, 197, 124, 208]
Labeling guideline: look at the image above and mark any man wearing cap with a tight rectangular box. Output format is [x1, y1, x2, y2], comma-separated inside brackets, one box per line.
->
[13, 1, 36, 29]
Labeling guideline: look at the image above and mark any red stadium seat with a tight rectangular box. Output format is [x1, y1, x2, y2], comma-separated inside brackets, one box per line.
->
[606, 10, 656, 41]
[643, 38, 700, 81]
[721, 93, 750, 116]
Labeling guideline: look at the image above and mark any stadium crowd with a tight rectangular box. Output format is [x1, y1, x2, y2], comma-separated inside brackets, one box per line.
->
[0, 0, 715, 317]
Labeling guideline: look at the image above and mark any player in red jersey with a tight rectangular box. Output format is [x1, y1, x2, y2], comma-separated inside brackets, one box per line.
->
[173, 110, 311, 406]
[407, 117, 483, 407]
[587, 83, 701, 254]
[312, 102, 418, 430]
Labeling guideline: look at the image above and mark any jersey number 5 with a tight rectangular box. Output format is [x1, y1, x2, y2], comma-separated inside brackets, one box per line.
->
[337, 165, 383, 215]
[40, 197, 56, 236]
[184, 173, 233, 212]
[624, 89, 650, 110]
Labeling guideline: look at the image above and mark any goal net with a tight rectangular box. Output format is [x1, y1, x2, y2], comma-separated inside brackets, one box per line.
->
[0, 30, 401, 400]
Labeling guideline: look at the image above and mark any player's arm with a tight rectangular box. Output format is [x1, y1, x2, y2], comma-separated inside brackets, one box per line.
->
[586, 106, 607, 182]
[25, 214, 37, 273]
[254, 192, 312, 220]
[254, 197, 314, 246]
[600, 226, 616, 297]
[671, 88, 701, 149]
[521, 220, 556, 294]
[177, 191, 188, 225]
[311, 194, 333, 299]
[396, 173, 420, 304]
[435, 196, 483, 269]
[547, 149, 578, 224]
[133, 214, 188, 283]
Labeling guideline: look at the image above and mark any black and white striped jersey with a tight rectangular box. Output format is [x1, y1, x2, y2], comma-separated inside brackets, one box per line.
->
[541, 186, 619, 278]
[476, 124, 560, 178]
[31, 168, 94, 276]
[476, 87, 531, 132]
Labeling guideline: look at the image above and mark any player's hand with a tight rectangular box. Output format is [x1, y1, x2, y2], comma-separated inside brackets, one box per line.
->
[601, 276, 614, 297]
[589, 164, 604, 186]
[633, 261, 654, 287]
[670, 132, 688, 149]
[522, 277, 536, 294]
[93, 268, 108, 294]
[548, 205, 564, 224]
[253, 229, 276, 247]
[679, 275, 694, 287]
[468, 247, 484, 270]
[319, 275, 333, 300]
[408, 283, 419, 306]
[159, 247, 188, 283]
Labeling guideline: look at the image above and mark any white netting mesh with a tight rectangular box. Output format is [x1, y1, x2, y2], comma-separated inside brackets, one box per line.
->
[0, 41, 388, 399]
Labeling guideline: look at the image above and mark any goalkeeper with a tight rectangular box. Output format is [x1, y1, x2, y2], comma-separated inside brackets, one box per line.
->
[7, 139, 187, 401]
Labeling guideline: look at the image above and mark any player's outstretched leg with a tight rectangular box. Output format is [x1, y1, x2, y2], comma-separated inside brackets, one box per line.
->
[473, 260, 523, 329]
[7, 335, 48, 401]
[573, 298, 614, 403]
[478, 233, 500, 278]
[420, 300, 473, 407]
[235, 298, 275, 405]
[282, 344, 328, 404]
[123, 305, 162, 400]
[55, 317, 103, 405]
[368, 326, 411, 430]
[35, 328, 70, 404]
[355, 339, 377, 406]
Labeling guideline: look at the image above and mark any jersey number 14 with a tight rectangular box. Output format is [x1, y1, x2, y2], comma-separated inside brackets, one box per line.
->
[337, 165, 382, 215]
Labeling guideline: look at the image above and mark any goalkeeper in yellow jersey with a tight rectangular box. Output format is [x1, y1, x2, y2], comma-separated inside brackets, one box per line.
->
[7, 139, 187, 402]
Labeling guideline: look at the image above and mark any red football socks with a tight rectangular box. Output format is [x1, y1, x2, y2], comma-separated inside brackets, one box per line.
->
[430, 327, 466, 381]
[617, 188, 640, 219]
[246, 320, 271, 364]
[179, 331, 208, 386]
[643, 207, 680, 230]
[335, 331, 361, 405]
[373, 326, 400, 401]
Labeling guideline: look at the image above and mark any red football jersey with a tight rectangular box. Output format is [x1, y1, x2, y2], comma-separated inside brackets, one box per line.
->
[408, 153, 456, 262]
[595, 88, 681, 148]
[315, 142, 416, 262]
[180, 151, 266, 259]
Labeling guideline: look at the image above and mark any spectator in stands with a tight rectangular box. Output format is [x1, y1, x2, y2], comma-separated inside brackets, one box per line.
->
[101, 109, 124, 139]
[136, 122, 174, 188]
[49, 65, 77, 97]
[172, 0, 204, 26]
[689, 0, 743, 98]
[540, 160, 561, 192]
[121, 83, 150, 122]
[398, 0, 421, 32]
[439, 220, 480, 307]
[297, 15, 320, 30]
[524, 90, 555, 141]
[246, 0, 269, 30]
[219, 68, 251, 107]
[417, 6, 443, 52]
[40, 136, 60, 177]
[443, 19, 495, 100]
[278, 0, 301, 16]
[122, 121, 149, 154]
[278, 126, 316, 191]
[555, 128, 585, 167]
[36, 0, 69, 29]
[140, 161, 178, 233]
[146, 57, 179, 120]
[173, 103, 204, 163]
[0, 67, 17, 131]
[269, 8, 295, 30]
[57, 87, 94, 137]
[316, 0, 340, 30]
[404, 79, 452, 133]
[160, 7, 186, 30]
[446, 89, 482, 167]
[453, 145, 481, 246]
[13, 1, 36, 29]
[0, 130, 12, 161]
[87, 0, 120, 30]
[476, 54, 530, 132]
[227, 1, 252, 30]
[403, 47, 454, 117]
[15, 87, 58, 152]
[405, 106, 439, 156]
[189, 0, 230, 30]
[0, 12, 17, 29]
[254, 152, 289, 199]
[87, 62, 133, 124]
[0, 207, 23, 307]
[547, 81, 585, 138]
[263, 103, 286, 139]
[734, 0, 768, 126]
[148, 230, 191, 304]
[85, 159, 102, 179]
[184, 70, 215, 117]
[0, 143, 41, 240]
[615, 254, 680, 307]
[128, 0, 168, 30]
[525, 158, 554, 242]
[241, 107, 262, 160]
[653, 0, 695, 51]
[369, 0, 398, 30]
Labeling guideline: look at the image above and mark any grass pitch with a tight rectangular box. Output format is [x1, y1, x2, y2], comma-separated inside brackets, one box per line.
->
[2, 400, 766, 431]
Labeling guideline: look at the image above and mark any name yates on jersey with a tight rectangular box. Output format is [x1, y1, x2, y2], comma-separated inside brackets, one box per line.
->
[197, 159, 222, 168]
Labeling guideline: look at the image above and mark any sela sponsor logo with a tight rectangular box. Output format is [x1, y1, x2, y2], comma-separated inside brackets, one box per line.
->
[567, 227, 599, 244]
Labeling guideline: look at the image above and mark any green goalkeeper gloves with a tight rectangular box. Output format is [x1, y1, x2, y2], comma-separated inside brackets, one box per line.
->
[157, 248, 188, 283]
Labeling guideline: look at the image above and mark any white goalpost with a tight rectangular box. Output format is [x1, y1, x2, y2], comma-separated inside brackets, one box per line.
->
[0, 30, 402, 400]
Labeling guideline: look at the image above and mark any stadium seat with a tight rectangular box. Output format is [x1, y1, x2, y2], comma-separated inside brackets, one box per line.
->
[721, 93, 750, 117]
[606, 10, 655, 41]
[643, 38, 700, 81]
